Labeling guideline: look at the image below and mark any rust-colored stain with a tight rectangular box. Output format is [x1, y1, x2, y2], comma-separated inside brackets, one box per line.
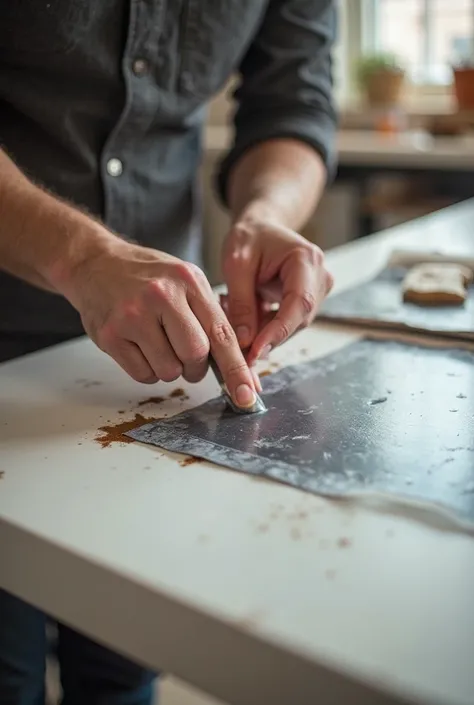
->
[170, 387, 186, 398]
[95, 413, 155, 448]
[270, 362, 280, 369]
[259, 369, 272, 378]
[179, 456, 201, 467]
[137, 396, 165, 407]
[338, 537, 352, 548]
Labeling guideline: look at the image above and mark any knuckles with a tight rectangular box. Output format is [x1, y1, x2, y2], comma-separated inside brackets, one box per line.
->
[209, 320, 236, 348]
[159, 364, 184, 383]
[180, 339, 210, 367]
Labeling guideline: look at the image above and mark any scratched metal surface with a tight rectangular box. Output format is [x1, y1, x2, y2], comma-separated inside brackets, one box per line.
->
[319, 267, 474, 340]
[129, 339, 474, 523]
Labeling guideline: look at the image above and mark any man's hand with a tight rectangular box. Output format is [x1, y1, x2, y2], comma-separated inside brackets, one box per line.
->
[61, 240, 261, 407]
[222, 212, 333, 364]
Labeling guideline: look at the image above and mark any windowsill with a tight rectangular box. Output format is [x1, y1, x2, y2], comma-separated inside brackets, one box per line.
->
[339, 90, 462, 129]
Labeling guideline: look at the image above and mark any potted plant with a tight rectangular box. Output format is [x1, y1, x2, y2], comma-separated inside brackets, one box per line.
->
[356, 53, 405, 107]
[452, 59, 474, 111]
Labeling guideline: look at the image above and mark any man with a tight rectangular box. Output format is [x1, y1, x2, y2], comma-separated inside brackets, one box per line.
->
[0, 1, 336, 703]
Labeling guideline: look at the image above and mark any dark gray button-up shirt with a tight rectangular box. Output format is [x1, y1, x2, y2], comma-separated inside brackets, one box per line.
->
[0, 0, 336, 338]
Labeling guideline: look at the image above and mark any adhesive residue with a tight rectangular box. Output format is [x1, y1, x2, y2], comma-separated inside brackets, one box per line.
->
[95, 414, 155, 448]
[137, 396, 166, 407]
[170, 387, 186, 398]
[179, 456, 202, 467]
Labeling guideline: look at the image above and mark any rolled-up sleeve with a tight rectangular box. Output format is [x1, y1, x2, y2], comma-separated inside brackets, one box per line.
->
[217, 0, 338, 205]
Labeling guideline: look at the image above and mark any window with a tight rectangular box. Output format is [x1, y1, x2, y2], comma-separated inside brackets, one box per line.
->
[363, 0, 474, 85]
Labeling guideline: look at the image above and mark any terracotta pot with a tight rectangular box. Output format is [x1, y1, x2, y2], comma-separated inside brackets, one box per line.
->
[364, 70, 405, 107]
[453, 67, 474, 111]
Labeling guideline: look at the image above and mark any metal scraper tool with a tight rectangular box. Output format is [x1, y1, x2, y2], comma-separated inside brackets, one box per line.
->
[208, 356, 267, 415]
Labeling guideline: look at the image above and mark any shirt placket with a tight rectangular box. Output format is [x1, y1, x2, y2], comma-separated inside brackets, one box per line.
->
[101, 0, 166, 240]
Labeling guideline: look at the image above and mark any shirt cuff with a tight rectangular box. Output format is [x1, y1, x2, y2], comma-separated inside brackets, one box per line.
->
[216, 108, 337, 208]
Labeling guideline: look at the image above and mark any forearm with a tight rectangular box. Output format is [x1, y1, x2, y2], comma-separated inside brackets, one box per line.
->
[0, 149, 115, 293]
[227, 138, 327, 231]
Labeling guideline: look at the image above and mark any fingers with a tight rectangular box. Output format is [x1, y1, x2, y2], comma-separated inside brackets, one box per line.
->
[161, 306, 210, 384]
[223, 226, 259, 349]
[133, 320, 183, 383]
[146, 274, 210, 384]
[249, 246, 328, 361]
[251, 366, 263, 394]
[190, 290, 259, 409]
[106, 339, 158, 384]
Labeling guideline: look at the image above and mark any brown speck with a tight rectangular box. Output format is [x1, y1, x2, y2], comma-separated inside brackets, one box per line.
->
[170, 387, 186, 398]
[325, 569, 336, 580]
[259, 369, 271, 378]
[84, 380, 102, 388]
[118, 410, 125, 415]
[0, 471, 4, 480]
[95, 413, 154, 449]
[77, 442, 82, 446]
[338, 537, 352, 548]
[183, 395, 190, 400]
[137, 396, 165, 407]
[143, 466, 151, 470]
[179, 456, 201, 467]
[197, 534, 210, 544]
[290, 527, 302, 541]
[256, 523, 269, 534]
[270, 362, 280, 369]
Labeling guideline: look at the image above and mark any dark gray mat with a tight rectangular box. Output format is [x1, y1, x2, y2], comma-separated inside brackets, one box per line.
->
[319, 267, 474, 341]
[128, 339, 474, 523]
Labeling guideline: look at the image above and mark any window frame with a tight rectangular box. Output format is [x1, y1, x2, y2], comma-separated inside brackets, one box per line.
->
[350, 0, 474, 92]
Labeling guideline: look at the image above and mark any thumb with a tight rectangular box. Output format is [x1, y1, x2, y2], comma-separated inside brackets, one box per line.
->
[223, 230, 259, 349]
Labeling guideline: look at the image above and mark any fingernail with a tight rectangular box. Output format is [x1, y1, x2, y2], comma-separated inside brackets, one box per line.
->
[236, 325, 250, 346]
[235, 383, 257, 408]
[259, 344, 272, 360]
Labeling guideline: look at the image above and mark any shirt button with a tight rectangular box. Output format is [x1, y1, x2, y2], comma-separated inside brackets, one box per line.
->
[106, 158, 123, 177]
[181, 71, 194, 92]
[132, 58, 148, 76]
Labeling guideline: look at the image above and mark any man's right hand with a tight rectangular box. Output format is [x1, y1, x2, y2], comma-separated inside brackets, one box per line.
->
[61, 240, 260, 408]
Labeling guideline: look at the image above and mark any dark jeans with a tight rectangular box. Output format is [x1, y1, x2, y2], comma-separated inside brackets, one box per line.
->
[0, 334, 157, 704]
[0, 590, 156, 705]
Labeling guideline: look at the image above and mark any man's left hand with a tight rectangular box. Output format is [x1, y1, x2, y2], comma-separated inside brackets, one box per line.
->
[222, 212, 333, 364]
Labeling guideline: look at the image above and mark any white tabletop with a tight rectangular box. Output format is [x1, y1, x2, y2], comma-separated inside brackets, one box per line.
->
[205, 126, 474, 171]
[2, 201, 474, 705]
